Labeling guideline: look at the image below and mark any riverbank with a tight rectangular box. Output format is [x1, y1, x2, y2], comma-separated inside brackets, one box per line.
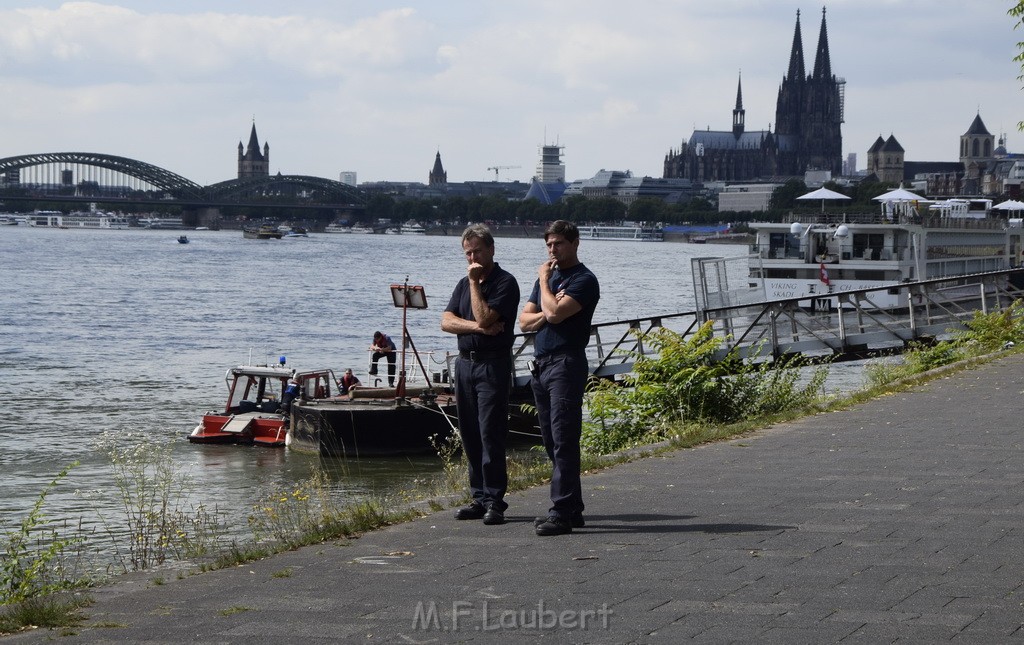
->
[6, 351, 1022, 642]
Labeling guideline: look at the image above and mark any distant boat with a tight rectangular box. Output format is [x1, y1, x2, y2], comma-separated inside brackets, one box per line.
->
[242, 225, 283, 240]
[580, 224, 663, 241]
[400, 220, 427, 234]
[284, 226, 309, 238]
[177, 235, 189, 244]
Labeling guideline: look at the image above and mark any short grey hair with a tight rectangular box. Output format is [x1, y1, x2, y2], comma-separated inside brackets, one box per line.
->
[461, 223, 494, 248]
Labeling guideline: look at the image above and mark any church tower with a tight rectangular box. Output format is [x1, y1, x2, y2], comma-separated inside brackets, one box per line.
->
[237, 123, 270, 179]
[774, 9, 843, 176]
[732, 73, 745, 138]
[429, 151, 447, 186]
[801, 8, 844, 175]
[960, 113, 994, 194]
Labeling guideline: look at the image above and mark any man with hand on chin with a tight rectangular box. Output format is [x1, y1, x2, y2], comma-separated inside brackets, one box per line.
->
[519, 220, 600, 536]
[442, 224, 520, 526]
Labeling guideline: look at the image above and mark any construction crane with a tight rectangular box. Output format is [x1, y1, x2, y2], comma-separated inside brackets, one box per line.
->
[487, 165, 521, 181]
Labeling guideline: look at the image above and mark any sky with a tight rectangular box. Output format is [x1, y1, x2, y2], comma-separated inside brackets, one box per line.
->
[0, 1, 1021, 187]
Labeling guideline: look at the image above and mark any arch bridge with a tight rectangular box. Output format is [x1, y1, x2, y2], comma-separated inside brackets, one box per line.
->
[0, 152, 366, 206]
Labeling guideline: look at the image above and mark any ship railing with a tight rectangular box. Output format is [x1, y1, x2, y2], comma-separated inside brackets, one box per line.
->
[508, 268, 1024, 388]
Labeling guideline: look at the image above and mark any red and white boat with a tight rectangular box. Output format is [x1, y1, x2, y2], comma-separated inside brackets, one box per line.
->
[188, 363, 336, 447]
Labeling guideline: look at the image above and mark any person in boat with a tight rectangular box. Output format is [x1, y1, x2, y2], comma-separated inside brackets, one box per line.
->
[339, 368, 361, 395]
[369, 331, 397, 386]
[441, 224, 520, 527]
[279, 376, 301, 414]
[518, 219, 600, 536]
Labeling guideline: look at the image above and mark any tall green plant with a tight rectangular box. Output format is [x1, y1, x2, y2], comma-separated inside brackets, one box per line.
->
[583, 323, 828, 453]
[95, 433, 223, 572]
[1, 463, 86, 605]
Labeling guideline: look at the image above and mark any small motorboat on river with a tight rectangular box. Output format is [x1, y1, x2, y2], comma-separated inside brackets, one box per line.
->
[188, 363, 336, 447]
[189, 360, 458, 454]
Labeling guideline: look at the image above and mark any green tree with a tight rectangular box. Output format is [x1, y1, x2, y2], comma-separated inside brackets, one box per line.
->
[1013, 2, 1024, 130]
[770, 179, 808, 209]
[627, 198, 670, 223]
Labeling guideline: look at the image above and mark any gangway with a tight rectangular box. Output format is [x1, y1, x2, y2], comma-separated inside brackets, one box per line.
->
[508, 267, 1024, 392]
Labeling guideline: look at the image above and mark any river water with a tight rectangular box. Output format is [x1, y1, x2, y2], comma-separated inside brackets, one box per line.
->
[0, 227, 768, 541]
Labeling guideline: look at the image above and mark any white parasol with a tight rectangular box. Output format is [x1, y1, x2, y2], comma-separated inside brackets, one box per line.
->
[796, 187, 851, 212]
[872, 187, 925, 202]
[992, 199, 1024, 211]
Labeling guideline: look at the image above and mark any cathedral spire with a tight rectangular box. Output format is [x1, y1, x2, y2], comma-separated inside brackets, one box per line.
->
[786, 9, 805, 82]
[732, 71, 745, 138]
[811, 7, 832, 80]
[429, 150, 447, 186]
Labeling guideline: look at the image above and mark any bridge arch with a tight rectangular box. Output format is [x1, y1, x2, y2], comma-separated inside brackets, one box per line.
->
[203, 174, 366, 205]
[0, 152, 204, 199]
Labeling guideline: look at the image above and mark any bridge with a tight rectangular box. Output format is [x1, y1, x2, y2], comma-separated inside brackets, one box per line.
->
[0, 152, 367, 220]
[505, 268, 1024, 391]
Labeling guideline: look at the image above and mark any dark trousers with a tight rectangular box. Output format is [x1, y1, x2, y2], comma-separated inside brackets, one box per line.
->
[454, 356, 511, 511]
[370, 351, 396, 384]
[530, 351, 588, 519]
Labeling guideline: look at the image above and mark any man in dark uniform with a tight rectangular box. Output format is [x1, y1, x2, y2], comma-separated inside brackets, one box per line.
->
[441, 224, 520, 525]
[519, 220, 599, 536]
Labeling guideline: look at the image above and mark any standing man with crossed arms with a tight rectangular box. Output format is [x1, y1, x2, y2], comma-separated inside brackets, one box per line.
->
[519, 220, 599, 536]
[442, 224, 520, 526]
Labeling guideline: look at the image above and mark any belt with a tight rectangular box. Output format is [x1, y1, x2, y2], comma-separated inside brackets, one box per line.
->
[459, 349, 509, 361]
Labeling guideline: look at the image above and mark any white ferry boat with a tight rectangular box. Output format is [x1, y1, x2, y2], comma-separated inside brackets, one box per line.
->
[399, 220, 426, 235]
[744, 198, 1024, 310]
[140, 217, 186, 230]
[62, 211, 130, 229]
[580, 224, 663, 241]
[26, 211, 65, 227]
[325, 222, 375, 234]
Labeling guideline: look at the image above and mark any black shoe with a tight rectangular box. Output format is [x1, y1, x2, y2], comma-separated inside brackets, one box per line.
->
[454, 503, 485, 520]
[535, 517, 572, 536]
[534, 513, 584, 529]
[483, 506, 505, 525]
[368, 366, 377, 375]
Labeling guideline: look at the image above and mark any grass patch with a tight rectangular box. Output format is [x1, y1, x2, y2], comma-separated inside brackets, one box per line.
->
[218, 605, 252, 617]
[0, 595, 91, 635]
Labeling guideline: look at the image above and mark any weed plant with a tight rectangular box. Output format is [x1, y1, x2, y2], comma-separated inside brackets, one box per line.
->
[866, 301, 1024, 387]
[583, 323, 829, 454]
[91, 432, 226, 572]
[1, 464, 89, 606]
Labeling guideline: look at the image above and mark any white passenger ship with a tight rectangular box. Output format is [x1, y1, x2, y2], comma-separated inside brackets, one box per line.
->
[744, 198, 1024, 310]
[579, 224, 663, 241]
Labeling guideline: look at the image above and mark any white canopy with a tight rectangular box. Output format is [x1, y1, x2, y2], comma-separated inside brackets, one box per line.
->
[796, 187, 850, 201]
[796, 187, 850, 212]
[992, 199, 1024, 211]
[873, 187, 925, 202]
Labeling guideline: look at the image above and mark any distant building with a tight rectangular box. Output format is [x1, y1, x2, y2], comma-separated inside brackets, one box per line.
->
[429, 151, 447, 186]
[871, 113, 1021, 198]
[536, 143, 565, 183]
[717, 183, 783, 213]
[562, 170, 699, 205]
[843, 153, 857, 175]
[866, 135, 904, 185]
[663, 9, 844, 183]
[339, 171, 357, 186]
[524, 179, 568, 205]
[237, 123, 269, 179]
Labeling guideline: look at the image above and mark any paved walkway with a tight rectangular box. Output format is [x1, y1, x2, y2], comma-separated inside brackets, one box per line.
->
[8, 354, 1024, 643]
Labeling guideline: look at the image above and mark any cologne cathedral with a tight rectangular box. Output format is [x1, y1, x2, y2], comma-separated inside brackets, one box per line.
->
[663, 9, 844, 183]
